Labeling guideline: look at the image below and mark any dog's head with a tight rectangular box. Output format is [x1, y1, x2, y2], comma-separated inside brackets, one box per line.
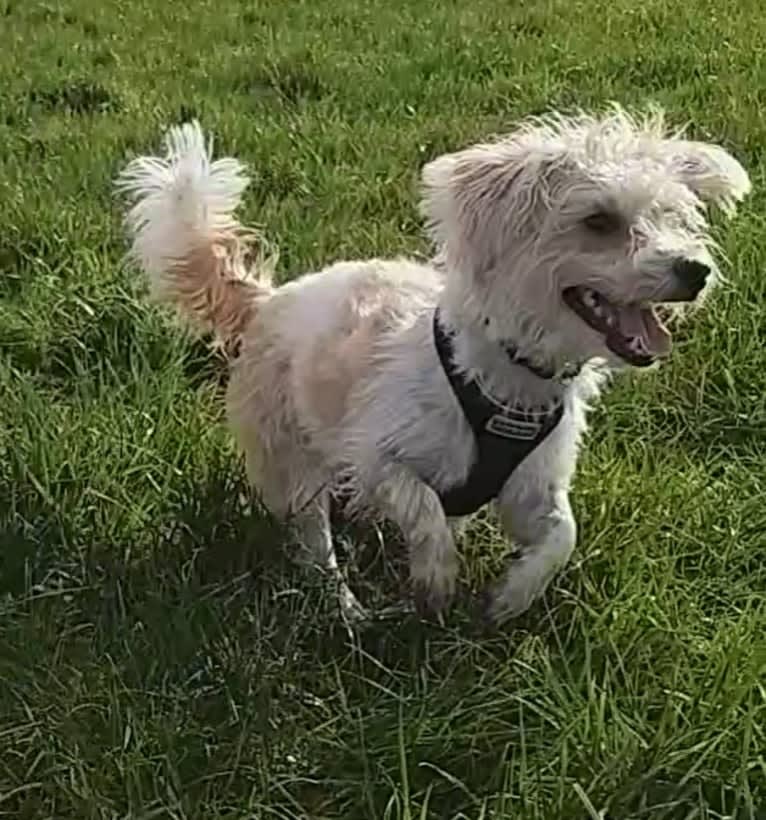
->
[421, 108, 751, 370]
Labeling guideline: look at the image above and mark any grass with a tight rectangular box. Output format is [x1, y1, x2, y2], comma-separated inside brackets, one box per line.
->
[0, 0, 765, 817]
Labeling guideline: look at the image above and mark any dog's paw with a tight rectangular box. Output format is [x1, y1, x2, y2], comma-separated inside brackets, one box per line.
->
[412, 578, 454, 621]
[483, 581, 538, 626]
[410, 552, 458, 620]
[338, 581, 371, 626]
[482, 557, 551, 625]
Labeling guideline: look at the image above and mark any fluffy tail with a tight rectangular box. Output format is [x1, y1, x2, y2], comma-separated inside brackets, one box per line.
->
[116, 121, 271, 348]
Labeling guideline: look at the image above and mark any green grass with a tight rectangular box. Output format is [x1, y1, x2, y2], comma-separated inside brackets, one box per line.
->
[1, 0, 765, 817]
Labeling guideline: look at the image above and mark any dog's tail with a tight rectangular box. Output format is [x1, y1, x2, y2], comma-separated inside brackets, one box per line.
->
[116, 121, 271, 348]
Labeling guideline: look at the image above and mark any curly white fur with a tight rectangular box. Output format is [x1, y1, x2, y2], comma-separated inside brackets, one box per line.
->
[117, 121, 270, 348]
[117, 110, 750, 625]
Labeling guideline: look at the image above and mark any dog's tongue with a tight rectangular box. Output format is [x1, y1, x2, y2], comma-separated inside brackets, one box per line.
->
[617, 305, 671, 356]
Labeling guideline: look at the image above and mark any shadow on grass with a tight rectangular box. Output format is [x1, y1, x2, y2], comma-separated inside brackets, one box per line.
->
[1, 463, 758, 818]
[0, 454, 463, 676]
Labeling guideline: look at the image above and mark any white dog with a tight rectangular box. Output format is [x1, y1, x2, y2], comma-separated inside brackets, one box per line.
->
[116, 108, 750, 625]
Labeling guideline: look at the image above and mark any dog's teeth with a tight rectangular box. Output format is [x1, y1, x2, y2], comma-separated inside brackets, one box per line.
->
[606, 314, 616, 327]
[628, 337, 645, 355]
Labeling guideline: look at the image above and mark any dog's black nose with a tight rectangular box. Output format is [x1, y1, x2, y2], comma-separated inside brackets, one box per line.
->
[672, 259, 710, 296]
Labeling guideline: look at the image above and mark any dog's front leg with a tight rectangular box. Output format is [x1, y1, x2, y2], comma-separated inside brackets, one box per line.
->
[487, 482, 576, 624]
[373, 466, 458, 616]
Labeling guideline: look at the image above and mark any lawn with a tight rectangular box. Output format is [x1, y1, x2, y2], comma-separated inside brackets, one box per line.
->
[1, 0, 765, 817]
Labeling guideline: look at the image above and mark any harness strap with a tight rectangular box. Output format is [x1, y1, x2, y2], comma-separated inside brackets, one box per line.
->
[433, 311, 565, 517]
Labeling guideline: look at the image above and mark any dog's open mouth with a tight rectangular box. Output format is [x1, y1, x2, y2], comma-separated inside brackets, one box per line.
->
[562, 286, 671, 367]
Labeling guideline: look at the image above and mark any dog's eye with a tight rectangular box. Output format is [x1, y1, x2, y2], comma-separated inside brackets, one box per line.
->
[584, 211, 621, 234]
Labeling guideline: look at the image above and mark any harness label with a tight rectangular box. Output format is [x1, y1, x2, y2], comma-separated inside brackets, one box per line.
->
[485, 413, 542, 441]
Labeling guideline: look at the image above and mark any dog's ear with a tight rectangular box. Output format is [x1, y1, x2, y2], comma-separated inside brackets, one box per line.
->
[420, 141, 559, 279]
[671, 141, 751, 215]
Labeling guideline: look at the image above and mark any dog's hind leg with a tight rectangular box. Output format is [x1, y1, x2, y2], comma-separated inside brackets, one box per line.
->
[261, 472, 368, 625]
[287, 491, 369, 626]
[230, 365, 367, 626]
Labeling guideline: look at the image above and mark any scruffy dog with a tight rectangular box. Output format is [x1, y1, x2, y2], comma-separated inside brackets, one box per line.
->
[117, 109, 750, 625]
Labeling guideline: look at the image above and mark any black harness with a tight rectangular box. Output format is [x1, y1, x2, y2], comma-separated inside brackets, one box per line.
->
[433, 311, 570, 517]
